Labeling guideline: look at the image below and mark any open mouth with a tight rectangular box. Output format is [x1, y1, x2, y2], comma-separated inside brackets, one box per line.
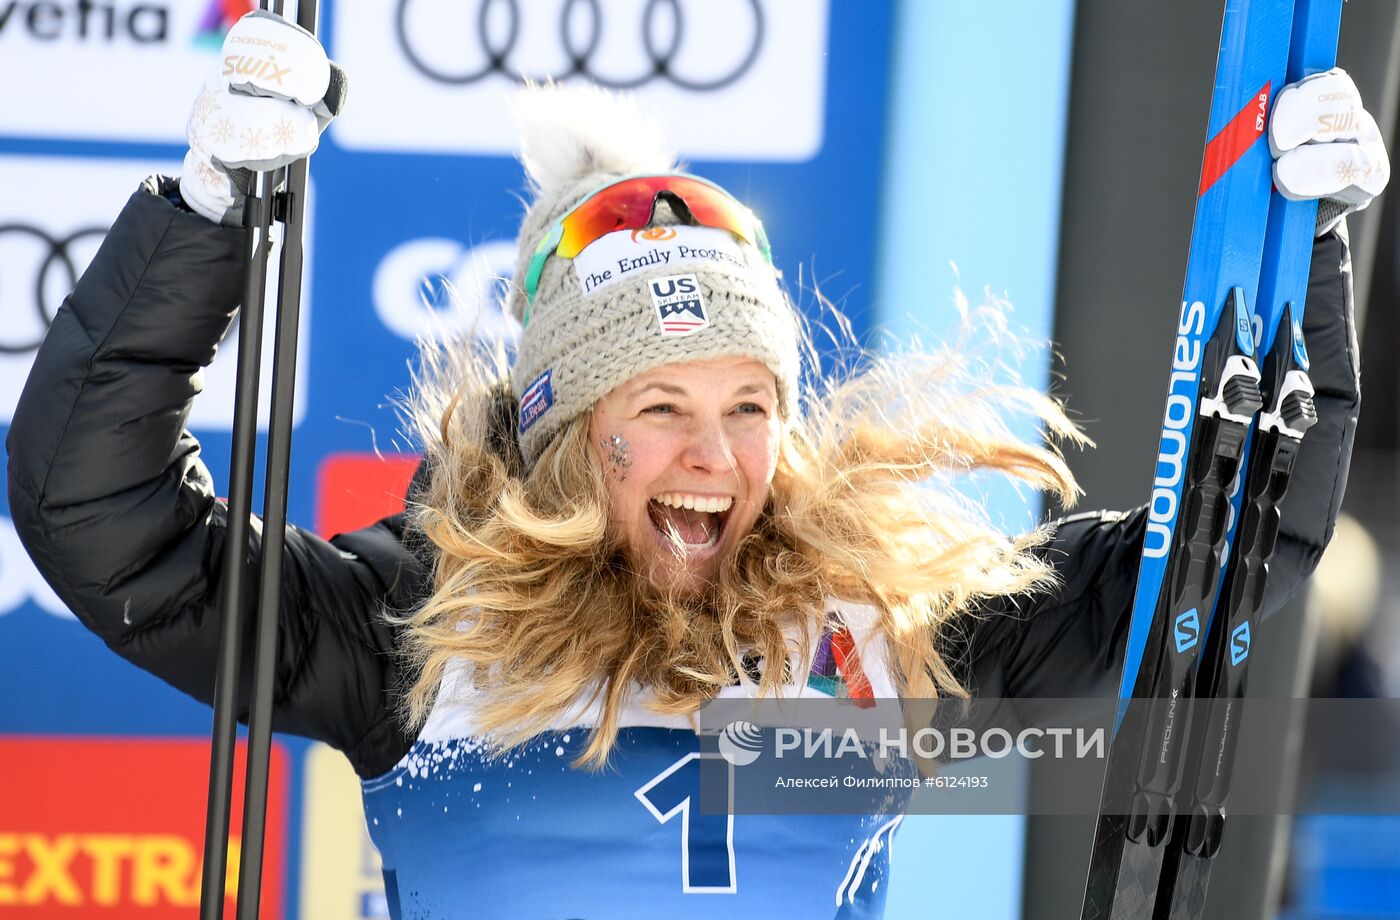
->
[647, 493, 734, 554]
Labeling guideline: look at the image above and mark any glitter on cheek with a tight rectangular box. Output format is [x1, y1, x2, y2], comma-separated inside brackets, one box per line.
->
[601, 433, 631, 481]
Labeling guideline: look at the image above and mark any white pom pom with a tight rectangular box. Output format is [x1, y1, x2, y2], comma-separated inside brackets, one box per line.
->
[511, 84, 676, 194]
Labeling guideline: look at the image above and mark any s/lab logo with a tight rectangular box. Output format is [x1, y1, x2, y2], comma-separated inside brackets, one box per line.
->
[1174, 608, 1200, 654]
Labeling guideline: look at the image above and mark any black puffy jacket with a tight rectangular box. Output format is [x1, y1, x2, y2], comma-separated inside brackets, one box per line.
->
[5, 177, 1360, 779]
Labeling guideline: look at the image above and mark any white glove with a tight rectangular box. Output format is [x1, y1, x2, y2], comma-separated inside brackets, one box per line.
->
[1269, 67, 1390, 235]
[180, 10, 348, 226]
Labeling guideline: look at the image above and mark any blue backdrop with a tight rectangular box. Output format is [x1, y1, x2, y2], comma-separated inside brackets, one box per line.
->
[0, 1, 1075, 916]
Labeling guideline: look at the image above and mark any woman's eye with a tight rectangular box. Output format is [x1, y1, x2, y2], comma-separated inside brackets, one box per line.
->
[733, 402, 767, 416]
[643, 404, 677, 415]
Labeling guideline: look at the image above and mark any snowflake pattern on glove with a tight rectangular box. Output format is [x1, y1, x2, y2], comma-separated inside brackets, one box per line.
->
[190, 86, 221, 129]
[241, 127, 266, 158]
[210, 117, 234, 146]
[191, 158, 228, 196]
[272, 118, 296, 147]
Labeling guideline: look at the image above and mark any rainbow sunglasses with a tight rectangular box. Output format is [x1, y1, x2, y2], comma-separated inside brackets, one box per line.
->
[521, 172, 773, 327]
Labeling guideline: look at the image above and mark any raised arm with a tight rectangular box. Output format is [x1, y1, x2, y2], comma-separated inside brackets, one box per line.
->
[947, 223, 1359, 704]
[6, 180, 427, 777]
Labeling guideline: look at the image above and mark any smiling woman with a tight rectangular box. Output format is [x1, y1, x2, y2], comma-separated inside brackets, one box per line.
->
[391, 85, 1087, 776]
[592, 357, 780, 592]
[4, 14, 1370, 914]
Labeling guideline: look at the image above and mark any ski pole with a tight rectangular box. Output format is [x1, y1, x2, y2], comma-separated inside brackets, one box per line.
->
[198, 1, 319, 918]
[233, 0, 318, 911]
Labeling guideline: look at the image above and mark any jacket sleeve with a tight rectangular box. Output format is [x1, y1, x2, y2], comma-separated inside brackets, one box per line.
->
[5, 178, 426, 779]
[946, 225, 1360, 704]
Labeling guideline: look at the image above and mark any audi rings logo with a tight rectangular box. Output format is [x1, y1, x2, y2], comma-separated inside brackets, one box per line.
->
[333, 0, 826, 158]
[0, 224, 106, 355]
[395, 0, 764, 90]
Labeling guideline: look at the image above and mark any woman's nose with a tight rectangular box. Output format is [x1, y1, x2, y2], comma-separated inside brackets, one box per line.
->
[680, 418, 735, 474]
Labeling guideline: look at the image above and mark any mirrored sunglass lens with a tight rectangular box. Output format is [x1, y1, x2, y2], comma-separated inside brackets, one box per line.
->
[555, 176, 759, 259]
[687, 196, 755, 245]
[666, 178, 758, 246]
[556, 183, 660, 257]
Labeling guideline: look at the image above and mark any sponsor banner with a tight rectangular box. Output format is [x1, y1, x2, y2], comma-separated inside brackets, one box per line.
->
[299, 743, 389, 920]
[314, 452, 421, 538]
[330, 0, 829, 159]
[572, 225, 748, 297]
[0, 0, 255, 143]
[0, 1, 904, 914]
[0, 736, 287, 916]
[0, 154, 313, 429]
[370, 236, 520, 344]
[0, 514, 71, 620]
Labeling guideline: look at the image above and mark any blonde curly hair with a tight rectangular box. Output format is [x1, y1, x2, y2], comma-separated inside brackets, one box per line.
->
[390, 304, 1086, 770]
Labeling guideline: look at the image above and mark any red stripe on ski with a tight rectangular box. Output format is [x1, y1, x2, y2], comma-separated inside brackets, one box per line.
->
[1198, 81, 1271, 196]
[831, 628, 875, 707]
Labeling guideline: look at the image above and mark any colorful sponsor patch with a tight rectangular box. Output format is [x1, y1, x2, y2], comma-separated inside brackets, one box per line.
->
[649, 273, 709, 337]
[193, 0, 257, 49]
[0, 737, 287, 917]
[807, 624, 876, 707]
[572, 225, 747, 297]
[518, 369, 555, 434]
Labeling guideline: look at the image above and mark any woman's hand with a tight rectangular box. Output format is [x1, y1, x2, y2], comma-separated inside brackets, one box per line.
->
[1269, 67, 1390, 235]
[179, 10, 348, 226]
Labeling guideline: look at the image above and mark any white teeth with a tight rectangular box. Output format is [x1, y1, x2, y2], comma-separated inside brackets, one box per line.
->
[653, 492, 734, 514]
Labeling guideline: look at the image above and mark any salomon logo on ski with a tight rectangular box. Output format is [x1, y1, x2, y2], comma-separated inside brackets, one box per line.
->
[1174, 610, 1201, 654]
[1230, 621, 1252, 666]
[1144, 299, 1206, 559]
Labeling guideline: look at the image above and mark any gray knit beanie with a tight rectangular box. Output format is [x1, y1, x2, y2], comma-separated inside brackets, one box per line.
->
[504, 86, 802, 467]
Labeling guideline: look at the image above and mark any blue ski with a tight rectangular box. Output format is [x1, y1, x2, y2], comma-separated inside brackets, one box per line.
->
[1079, 2, 1295, 918]
[1155, 1, 1341, 917]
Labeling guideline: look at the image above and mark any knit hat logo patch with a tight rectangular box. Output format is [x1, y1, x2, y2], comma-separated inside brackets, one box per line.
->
[649, 274, 708, 336]
[573, 225, 747, 297]
[518, 368, 555, 434]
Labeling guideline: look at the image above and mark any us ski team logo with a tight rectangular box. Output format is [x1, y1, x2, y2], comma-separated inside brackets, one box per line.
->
[649, 274, 708, 336]
[518, 369, 554, 434]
